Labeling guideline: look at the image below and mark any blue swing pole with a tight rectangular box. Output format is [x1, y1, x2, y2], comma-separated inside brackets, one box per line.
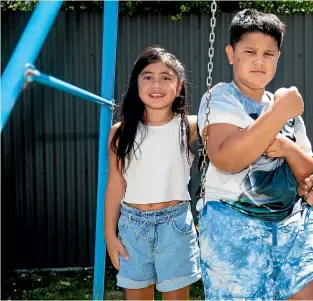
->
[26, 66, 113, 108]
[93, 1, 119, 300]
[1, 0, 63, 133]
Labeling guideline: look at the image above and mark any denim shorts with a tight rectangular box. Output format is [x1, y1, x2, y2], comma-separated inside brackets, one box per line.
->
[199, 201, 313, 300]
[116, 201, 201, 292]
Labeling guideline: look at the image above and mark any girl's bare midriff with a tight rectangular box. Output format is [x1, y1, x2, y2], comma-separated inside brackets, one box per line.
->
[126, 200, 182, 211]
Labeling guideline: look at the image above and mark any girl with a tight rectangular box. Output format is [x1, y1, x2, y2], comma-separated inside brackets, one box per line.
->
[105, 46, 201, 300]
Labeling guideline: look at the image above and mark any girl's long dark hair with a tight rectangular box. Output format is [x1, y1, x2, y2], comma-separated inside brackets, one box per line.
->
[111, 46, 191, 172]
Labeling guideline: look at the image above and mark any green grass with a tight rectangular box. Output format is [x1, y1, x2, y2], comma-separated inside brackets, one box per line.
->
[2, 266, 205, 300]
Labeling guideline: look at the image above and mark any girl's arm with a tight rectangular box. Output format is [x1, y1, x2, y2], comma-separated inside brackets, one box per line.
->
[104, 122, 126, 240]
[104, 123, 129, 270]
[188, 115, 198, 145]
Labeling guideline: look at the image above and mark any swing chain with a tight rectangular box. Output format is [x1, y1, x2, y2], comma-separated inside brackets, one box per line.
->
[200, 0, 217, 200]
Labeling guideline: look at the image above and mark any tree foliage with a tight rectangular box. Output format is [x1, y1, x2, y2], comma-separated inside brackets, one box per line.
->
[239, 0, 313, 14]
[2, 0, 313, 20]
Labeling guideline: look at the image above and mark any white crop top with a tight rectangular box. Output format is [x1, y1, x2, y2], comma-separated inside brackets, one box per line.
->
[123, 115, 193, 204]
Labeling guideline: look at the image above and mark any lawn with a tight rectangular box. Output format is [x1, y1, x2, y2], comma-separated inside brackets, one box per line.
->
[2, 266, 205, 300]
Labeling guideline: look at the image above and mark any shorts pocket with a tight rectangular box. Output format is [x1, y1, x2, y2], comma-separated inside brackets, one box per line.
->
[117, 215, 129, 238]
[171, 209, 195, 235]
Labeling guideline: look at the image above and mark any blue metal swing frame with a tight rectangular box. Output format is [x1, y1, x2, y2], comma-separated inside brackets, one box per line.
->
[1, 1, 119, 299]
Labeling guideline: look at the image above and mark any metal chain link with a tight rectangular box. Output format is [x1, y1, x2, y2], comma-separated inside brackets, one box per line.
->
[200, 0, 217, 201]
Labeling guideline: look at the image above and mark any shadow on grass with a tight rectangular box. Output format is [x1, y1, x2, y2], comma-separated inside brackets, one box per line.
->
[1, 266, 204, 300]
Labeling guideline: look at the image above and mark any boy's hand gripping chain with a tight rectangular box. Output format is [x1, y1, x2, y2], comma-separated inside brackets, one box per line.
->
[200, 0, 217, 201]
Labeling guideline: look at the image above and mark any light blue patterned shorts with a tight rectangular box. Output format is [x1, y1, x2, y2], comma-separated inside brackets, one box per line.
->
[199, 201, 313, 300]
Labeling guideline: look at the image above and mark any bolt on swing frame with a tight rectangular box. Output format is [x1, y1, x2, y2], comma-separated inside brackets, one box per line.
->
[1, 1, 119, 300]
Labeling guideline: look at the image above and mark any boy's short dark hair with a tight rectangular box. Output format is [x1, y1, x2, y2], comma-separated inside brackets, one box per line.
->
[230, 9, 286, 49]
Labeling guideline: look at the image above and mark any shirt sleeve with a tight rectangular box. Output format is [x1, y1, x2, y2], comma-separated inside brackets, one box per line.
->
[197, 83, 254, 136]
[294, 116, 313, 156]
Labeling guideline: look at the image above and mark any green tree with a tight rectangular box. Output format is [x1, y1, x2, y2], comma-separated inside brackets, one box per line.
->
[2, 0, 312, 17]
[239, 0, 313, 14]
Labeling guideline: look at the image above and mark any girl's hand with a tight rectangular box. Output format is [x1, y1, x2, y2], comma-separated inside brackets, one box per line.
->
[106, 235, 129, 270]
[298, 175, 313, 206]
[265, 134, 292, 158]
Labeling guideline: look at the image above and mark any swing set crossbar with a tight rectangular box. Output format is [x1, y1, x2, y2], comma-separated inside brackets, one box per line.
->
[26, 66, 114, 109]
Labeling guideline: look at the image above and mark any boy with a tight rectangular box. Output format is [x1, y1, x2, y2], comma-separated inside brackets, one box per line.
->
[197, 9, 313, 300]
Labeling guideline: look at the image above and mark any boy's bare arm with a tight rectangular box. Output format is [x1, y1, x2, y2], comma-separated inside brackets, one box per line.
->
[298, 175, 313, 206]
[265, 134, 313, 181]
[204, 87, 304, 173]
[285, 145, 313, 181]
